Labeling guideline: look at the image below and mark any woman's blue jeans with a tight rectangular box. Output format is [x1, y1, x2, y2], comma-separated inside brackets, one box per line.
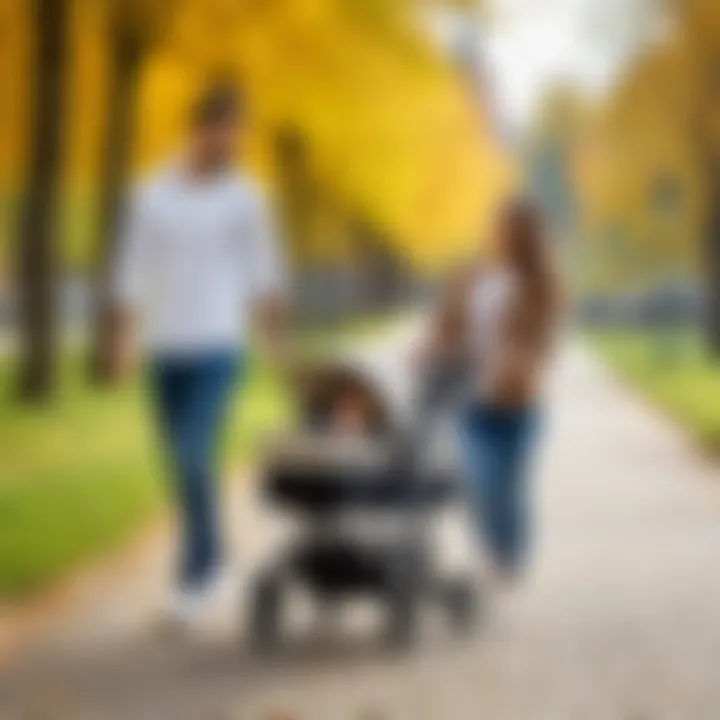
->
[149, 350, 242, 590]
[460, 403, 539, 574]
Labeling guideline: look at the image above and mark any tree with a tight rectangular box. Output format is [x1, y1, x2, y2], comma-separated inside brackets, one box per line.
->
[678, 0, 720, 354]
[16, 0, 68, 401]
[574, 0, 717, 306]
[89, 0, 180, 383]
[610, 0, 720, 351]
[525, 85, 584, 245]
[3, 0, 502, 328]
[274, 127, 319, 267]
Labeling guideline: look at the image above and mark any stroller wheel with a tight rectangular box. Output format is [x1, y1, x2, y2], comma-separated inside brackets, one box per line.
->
[384, 555, 422, 651]
[385, 584, 419, 651]
[444, 578, 479, 634]
[249, 572, 283, 654]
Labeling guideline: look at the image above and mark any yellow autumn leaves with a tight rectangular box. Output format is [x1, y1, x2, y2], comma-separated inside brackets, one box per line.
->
[576, 0, 719, 279]
[0, 0, 513, 271]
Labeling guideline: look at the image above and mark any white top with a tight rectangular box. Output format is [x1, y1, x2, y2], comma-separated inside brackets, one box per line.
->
[469, 267, 519, 398]
[112, 165, 287, 355]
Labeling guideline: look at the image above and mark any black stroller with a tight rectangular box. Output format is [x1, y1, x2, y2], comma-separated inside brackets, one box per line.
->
[247, 355, 478, 651]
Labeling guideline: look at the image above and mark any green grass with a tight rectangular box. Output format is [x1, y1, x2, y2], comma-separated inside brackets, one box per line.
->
[0, 192, 98, 278]
[0, 353, 291, 599]
[295, 310, 408, 353]
[0, 313, 405, 599]
[589, 330, 720, 453]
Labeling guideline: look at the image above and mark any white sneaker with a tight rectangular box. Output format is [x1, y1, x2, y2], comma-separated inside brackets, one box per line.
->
[161, 567, 236, 636]
[158, 588, 209, 637]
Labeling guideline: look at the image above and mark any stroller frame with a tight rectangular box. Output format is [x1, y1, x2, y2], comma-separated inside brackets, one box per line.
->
[246, 357, 479, 651]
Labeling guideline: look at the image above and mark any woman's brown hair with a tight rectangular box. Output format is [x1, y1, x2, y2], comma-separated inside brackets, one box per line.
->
[498, 197, 560, 354]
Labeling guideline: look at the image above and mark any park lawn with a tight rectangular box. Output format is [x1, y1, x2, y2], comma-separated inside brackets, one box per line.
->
[0, 312, 406, 599]
[0, 353, 291, 599]
[589, 330, 720, 453]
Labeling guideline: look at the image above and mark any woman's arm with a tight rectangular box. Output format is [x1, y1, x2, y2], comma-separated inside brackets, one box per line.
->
[416, 264, 477, 366]
[488, 285, 560, 406]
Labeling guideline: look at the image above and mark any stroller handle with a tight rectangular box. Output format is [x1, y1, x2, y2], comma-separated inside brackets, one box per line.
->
[390, 354, 473, 490]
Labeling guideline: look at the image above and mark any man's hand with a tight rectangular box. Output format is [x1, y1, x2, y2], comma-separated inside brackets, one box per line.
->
[111, 335, 138, 382]
[254, 295, 291, 371]
[108, 307, 138, 382]
[408, 340, 435, 371]
[488, 346, 537, 407]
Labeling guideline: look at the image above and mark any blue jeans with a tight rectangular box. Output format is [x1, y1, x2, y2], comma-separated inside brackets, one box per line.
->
[461, 403, 539, 574]
[149, 350, 242, 590]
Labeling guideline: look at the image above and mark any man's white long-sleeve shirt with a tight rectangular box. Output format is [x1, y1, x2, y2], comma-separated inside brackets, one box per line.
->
[112, 166, 286, 355]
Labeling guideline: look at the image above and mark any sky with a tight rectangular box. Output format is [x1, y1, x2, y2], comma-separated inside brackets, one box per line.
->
[432, 0, 662, 132]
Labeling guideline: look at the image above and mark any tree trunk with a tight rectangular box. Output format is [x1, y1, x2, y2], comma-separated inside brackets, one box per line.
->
[706, 161, 720, 357]
[16, 0, 67, 401]
[88, 34, 142, 384]
[274, 128, 321, 325]
[352, 219, 403, 313]
[693, 40, 720, 357]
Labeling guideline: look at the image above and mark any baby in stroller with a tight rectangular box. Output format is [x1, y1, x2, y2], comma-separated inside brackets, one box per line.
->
[247, 358, 478, 651]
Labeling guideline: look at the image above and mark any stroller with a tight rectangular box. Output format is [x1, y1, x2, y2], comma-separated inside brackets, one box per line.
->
[247, 354, 478, 651]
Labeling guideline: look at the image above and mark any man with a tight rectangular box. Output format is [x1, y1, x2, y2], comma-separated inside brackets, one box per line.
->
[111, 83, 288, 627]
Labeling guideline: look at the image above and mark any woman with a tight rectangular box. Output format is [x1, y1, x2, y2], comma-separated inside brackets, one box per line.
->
[425, 198, 561, 584]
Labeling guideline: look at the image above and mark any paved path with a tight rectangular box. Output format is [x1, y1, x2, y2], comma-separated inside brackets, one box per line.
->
[2, 336, 720, 719]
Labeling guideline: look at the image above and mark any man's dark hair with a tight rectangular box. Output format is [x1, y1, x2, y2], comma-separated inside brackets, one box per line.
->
[192, 82, 243, 128]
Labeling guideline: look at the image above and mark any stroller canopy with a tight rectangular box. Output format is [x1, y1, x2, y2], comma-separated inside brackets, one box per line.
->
[294, 358, 401, 437]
